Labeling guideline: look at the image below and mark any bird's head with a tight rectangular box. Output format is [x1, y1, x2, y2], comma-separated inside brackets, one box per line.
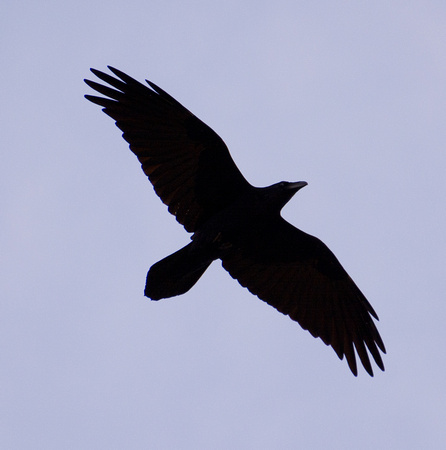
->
[260, 181, 307, 212]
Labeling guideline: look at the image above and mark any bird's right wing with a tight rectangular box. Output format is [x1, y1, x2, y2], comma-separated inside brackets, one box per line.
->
[85, 67, 252, 232]
[220, 217, 386, 376]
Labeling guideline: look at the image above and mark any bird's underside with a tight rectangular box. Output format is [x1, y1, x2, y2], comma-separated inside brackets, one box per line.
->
[85, 66, 386, 376]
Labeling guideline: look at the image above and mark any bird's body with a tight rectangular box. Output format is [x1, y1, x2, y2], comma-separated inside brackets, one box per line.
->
[147, 181, 307, 300]
[85, 67, 386, 376]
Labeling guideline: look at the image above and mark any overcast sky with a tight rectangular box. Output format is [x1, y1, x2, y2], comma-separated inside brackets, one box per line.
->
[2, 1, 446, 448]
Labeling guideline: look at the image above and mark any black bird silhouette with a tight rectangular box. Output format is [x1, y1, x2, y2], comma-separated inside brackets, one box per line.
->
[85, 67, 385, 376]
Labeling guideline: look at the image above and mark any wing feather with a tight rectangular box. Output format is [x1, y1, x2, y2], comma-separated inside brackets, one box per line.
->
[85, 67, 252, 232]
[221, 217, 386, 376]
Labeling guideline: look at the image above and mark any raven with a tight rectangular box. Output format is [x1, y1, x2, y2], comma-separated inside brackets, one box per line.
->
[85, 67, 385, 376]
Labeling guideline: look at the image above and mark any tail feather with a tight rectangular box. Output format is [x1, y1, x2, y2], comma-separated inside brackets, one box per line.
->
[145, 243, 213, 300]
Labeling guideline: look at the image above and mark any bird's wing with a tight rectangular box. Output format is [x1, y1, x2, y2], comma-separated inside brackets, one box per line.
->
[85, 67, 252, 232]
[220, 217, 386, 376]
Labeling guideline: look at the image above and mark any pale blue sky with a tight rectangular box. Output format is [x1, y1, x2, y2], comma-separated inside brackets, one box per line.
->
[2, 1, 446, 448]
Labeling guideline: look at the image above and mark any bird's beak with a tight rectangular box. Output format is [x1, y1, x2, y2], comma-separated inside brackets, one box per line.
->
[287, 181, 308, 192]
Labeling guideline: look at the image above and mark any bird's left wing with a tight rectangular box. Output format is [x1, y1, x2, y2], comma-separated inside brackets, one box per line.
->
[220, 217, 386, 376]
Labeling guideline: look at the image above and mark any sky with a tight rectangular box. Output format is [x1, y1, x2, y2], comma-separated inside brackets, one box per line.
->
[2, 1, 446, 448]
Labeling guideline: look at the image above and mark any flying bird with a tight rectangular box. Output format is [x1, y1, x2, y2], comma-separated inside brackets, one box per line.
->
[85, 67, 385, 376]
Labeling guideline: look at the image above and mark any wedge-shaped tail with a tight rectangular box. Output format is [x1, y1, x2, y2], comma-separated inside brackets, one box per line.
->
[145, 243, 213, 300]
